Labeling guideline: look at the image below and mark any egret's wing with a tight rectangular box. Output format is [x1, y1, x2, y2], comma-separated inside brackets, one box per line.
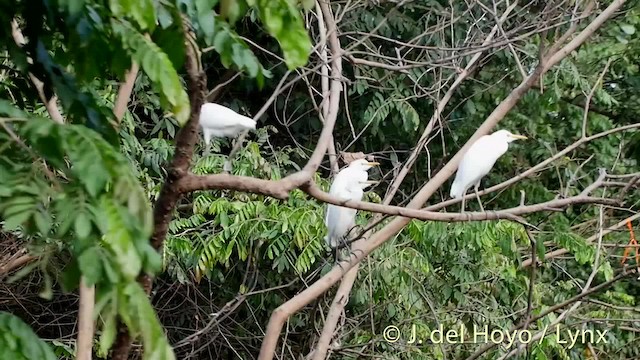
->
[325, 168, 361, 246]
[200, 103, 256, 129]
[450, 135, 510, 197]
[325, 204, 357, 245]
[450, 136, 492, 197]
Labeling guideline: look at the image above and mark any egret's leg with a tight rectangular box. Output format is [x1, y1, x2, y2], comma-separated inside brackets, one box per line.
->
[223, 159, 233, 173]
[223, 138, 240, 173]
[203, 142, 211, 157]
[474, 183, 484, 212]
[334, 237, 348, 271]
[460, 194, 466, 214]
[345, 226, 364, 258]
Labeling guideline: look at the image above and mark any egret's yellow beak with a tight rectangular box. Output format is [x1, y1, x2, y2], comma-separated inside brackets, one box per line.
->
[359, 180, 379, 185]
[366, 161, 380, 166]
[509, 134, 528, 140]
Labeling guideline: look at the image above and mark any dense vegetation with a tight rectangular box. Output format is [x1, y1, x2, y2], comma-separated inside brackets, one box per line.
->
[0, 0, 639, 359]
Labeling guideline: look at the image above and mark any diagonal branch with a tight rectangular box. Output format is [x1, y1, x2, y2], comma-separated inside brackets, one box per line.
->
[113, 63, 140, 123]
[10, 19, 64, 124]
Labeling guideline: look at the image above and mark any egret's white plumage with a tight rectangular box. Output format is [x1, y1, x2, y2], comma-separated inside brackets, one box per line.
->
[449, 130, 527, 211]
[199, 102, 256, 151]
[324, 159, 379, 249]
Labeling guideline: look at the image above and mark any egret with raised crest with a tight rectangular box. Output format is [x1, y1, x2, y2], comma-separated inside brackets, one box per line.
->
[324, 159, 379, 259]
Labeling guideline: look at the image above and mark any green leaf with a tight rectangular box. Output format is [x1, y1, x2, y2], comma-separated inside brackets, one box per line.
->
[100, 198, 143, 280]
[0, 99, 29, 118]
[255, 0, 311, 69]
[0, 312, 57, 360]
[98, 308, 117, 356]
[58, 0, 86, 15]
[118, 283, 176, 360]
[78, 246, 103, 285]
[74, 212, 93, 239]
[112, 20, 190, 126]
[620, 24, 636, 35]
[220, 0, 246, 24]
[154, 23, 186, 70]
[109, 0, 156, 31]
[33, 211, 51, 235]
[3, 210, 32, 231]
[196, 0, 218, 39]
[300, 0, 314, 11]
[61, 259, 82, 292]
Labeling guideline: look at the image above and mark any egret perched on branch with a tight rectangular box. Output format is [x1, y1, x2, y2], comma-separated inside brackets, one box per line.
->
[198, 102, 256, 159]
[324, 159, 379, 258]
[449, 129, 527, 212]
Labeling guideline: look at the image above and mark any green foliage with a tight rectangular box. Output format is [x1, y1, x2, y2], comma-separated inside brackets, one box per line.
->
[0, 312, 57, 360]
[0, 103, 171, 359]
[253, 0, 312, 69]
[112, 20, 190, 126]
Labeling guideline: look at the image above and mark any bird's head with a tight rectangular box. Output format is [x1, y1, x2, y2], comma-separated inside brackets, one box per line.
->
[493, 129, 528, 143]
[349, 158, 380, 171]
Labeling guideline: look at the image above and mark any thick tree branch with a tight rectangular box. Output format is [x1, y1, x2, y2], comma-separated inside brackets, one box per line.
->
[315, 0, 340, 175]
[177, 173, 294, 199]
[310, 264, 358, 360]
[111, 17, 208, 360]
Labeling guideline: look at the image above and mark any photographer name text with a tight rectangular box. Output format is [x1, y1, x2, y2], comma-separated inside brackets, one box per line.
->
[383, 324, 608, 348]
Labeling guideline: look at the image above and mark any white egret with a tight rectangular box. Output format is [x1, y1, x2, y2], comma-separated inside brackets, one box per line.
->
[449, 129, 527, 212]
[324, 159, 379, 255]
[199, 102, 256, 159]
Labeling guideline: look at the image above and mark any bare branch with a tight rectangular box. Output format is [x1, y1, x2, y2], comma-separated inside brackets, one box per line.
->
[10, 19, 64, 124]
[582, 59, 612, 138]
[465, 269, 635, 360]
[523, 211, 640, 267]
[113, 63, 140, 123]
[382, 1, 519, 204]
[427, 122, 640, 212]
[76, 278, 95, 360]
[0, 253, 36, 278]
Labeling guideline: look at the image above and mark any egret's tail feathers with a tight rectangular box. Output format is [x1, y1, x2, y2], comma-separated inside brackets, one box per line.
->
[238, 115, 257, 130]
[449, 178, 464, 199]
